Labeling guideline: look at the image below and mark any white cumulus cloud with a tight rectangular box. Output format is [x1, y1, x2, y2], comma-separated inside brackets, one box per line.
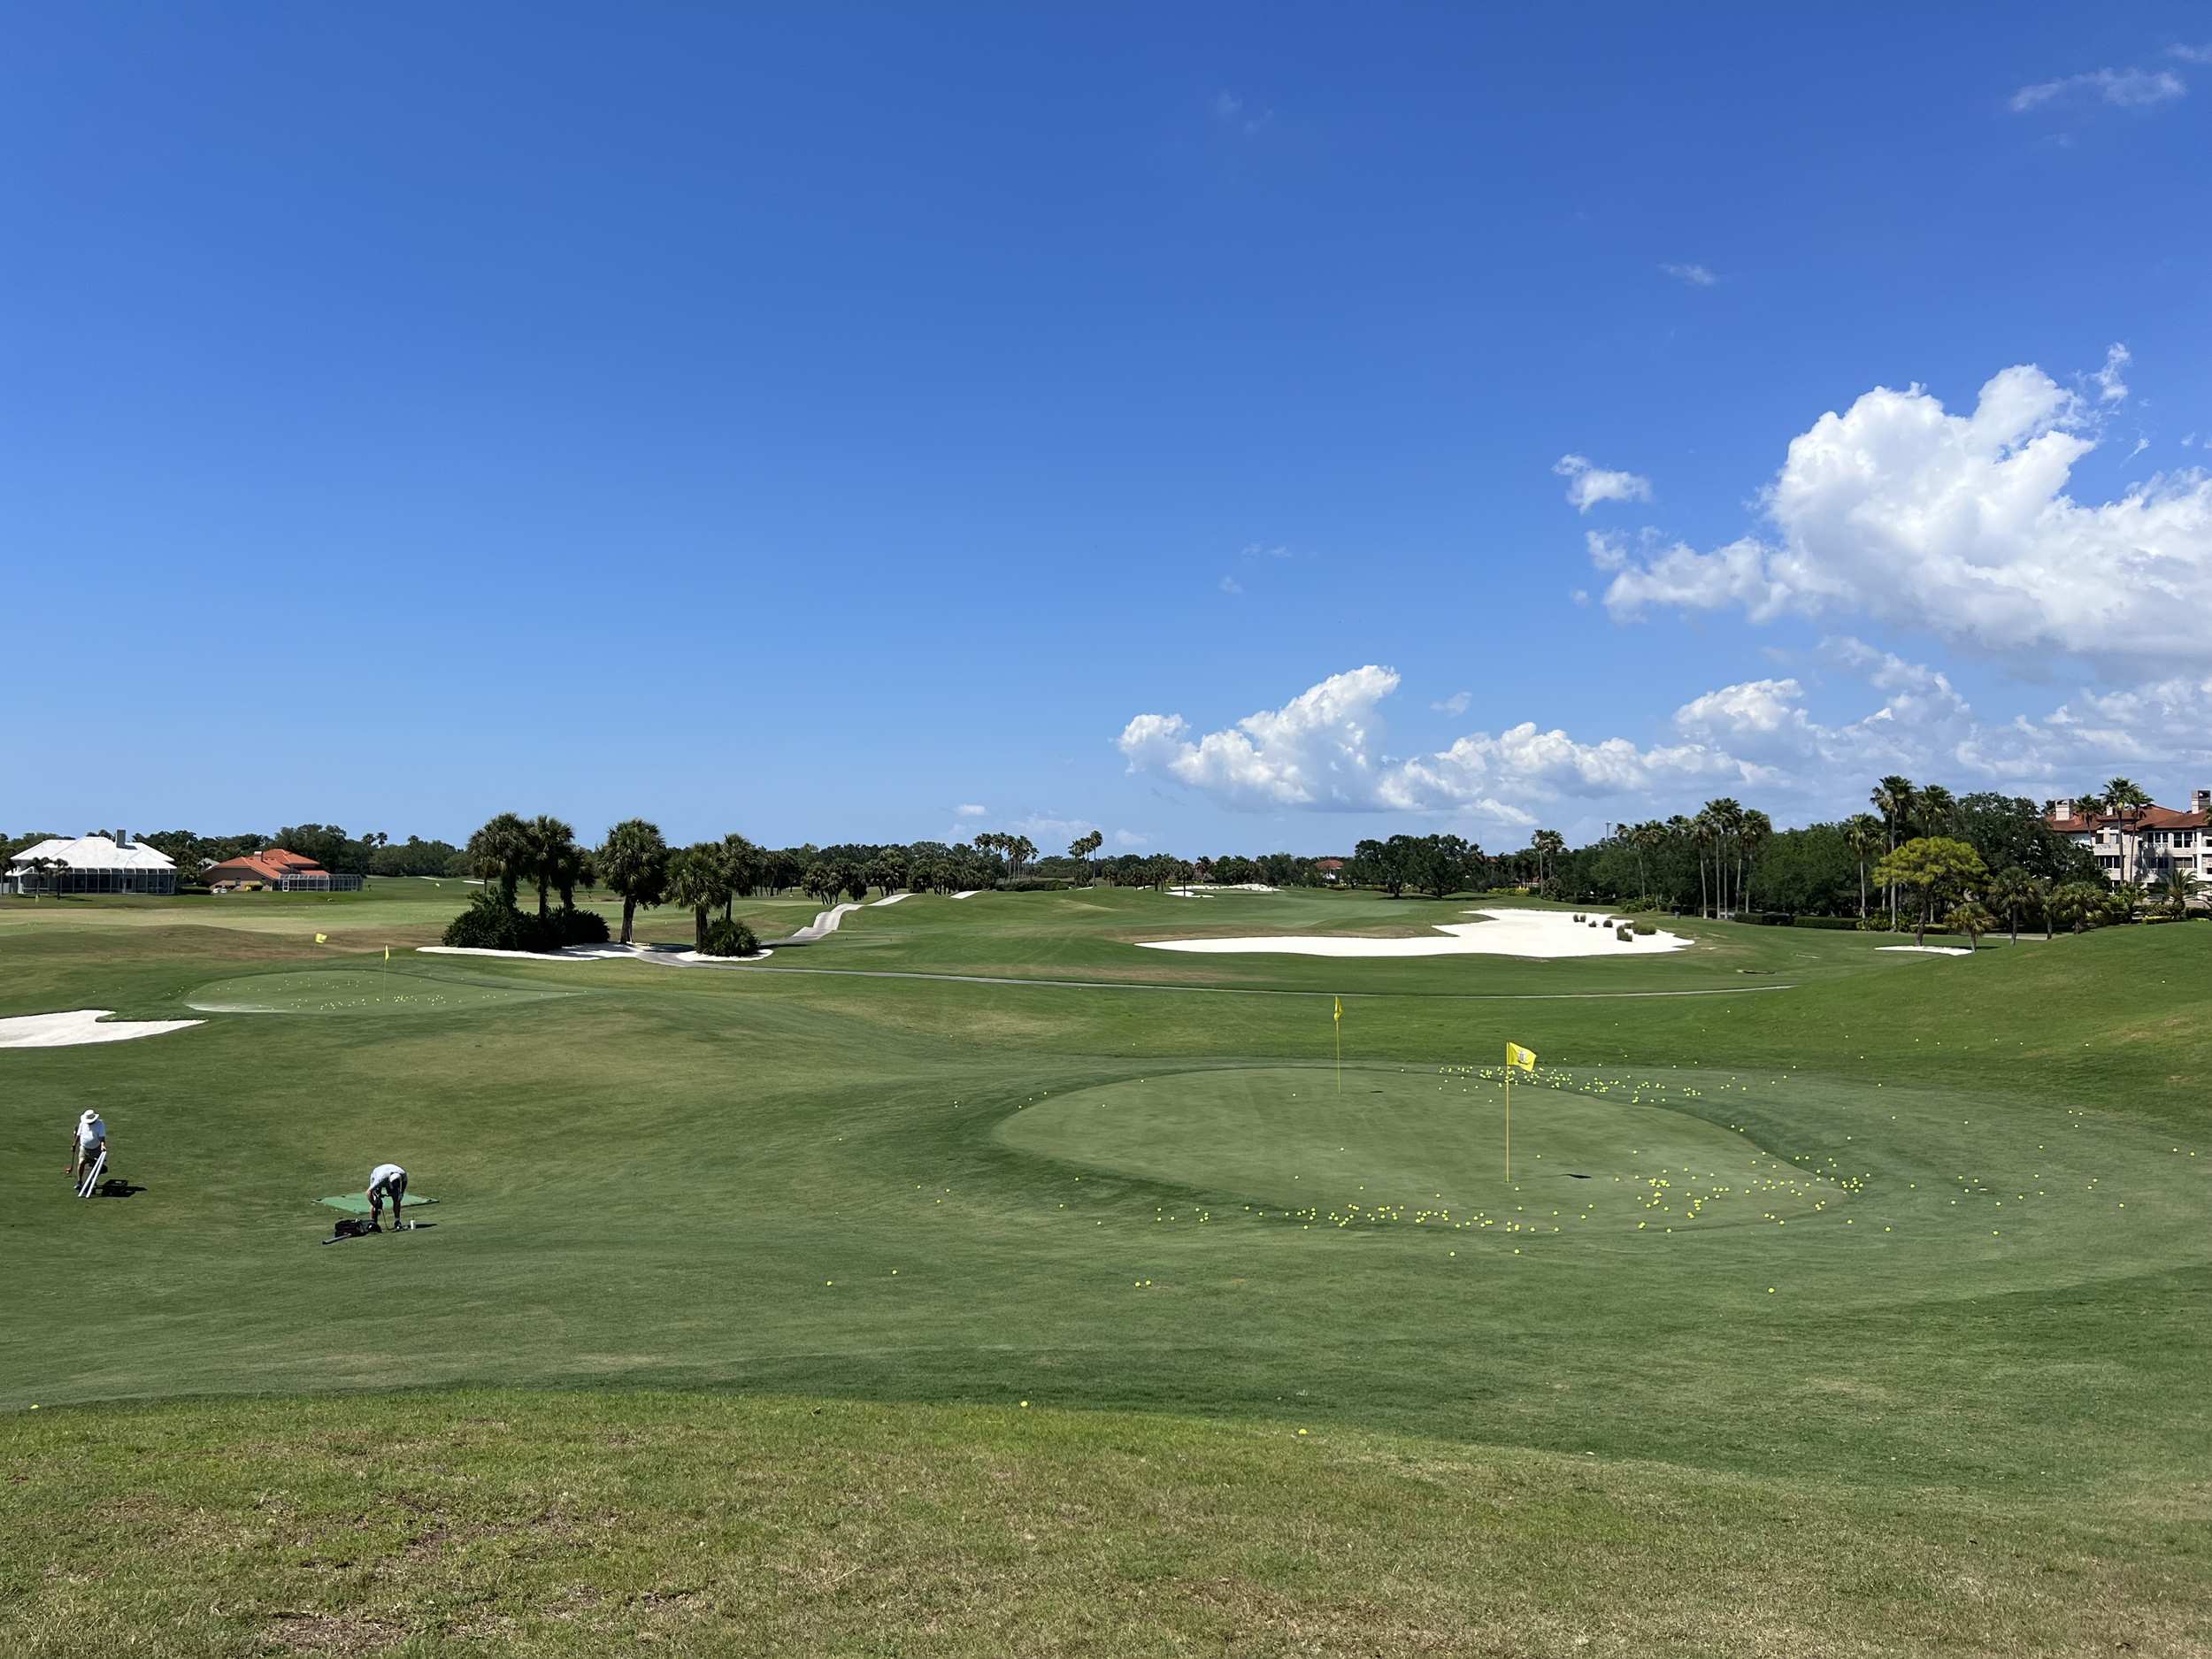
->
[1660, 262, 1718, 288]
[1594, 353, 2212, 667]
[1431, 690, 1471, 715]
[955, 803, 987, 819]
[1117, 666, 1766, 823]
[1554, 454, 1655, 513]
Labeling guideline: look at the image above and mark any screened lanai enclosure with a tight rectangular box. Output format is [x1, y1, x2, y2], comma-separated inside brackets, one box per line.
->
[3, 834, 177, 895]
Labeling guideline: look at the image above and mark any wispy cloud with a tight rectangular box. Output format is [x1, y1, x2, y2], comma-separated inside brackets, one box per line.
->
[1431, 691, 1471, 716]
[1212, 90, 1273, 137]
[1218, 574, 1244, 595]
[1112, 829, 1150, 849]
[1554, 454, 1655, 513]
[1240, 541, 1294, 560]
[1659, 261, 1718, 288]
[2010, 65, 2185, 112]
[955, 803, 987, 819]
[2166, 43, 2212, 65]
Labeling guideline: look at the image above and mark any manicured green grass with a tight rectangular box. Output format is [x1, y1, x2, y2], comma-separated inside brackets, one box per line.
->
[3, 885, 2208, 1654]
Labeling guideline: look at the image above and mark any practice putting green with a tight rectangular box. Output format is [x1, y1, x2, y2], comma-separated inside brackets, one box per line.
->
[997, 1063, 1846, 1238]
[184, 964, 576, 1017]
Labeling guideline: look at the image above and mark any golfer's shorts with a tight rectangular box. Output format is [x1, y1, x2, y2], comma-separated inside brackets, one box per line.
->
[372, 1179, 406, 1210]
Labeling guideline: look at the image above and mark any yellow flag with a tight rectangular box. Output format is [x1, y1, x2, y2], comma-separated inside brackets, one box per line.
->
[384, 946, 390, 962]
[1506, 1041, 1536, 1072]
[1333, 995, 1342, 1024]
[314, 933, 328, 944]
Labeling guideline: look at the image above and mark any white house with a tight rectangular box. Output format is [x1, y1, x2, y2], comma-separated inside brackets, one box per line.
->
[2047, 791, 2211, 887]
[3, 833, 177, 896]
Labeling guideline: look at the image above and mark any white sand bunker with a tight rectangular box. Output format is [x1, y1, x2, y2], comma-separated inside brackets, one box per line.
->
[1878, 944, 1974, 956]
[1137, 907, 1690, 960]
[0, 1009, 204, 1048]
[420, 943, 776, 966]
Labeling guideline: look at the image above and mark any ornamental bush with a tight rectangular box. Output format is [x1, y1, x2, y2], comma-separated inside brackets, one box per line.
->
[700, 917, 760, 957]
[442, 895, 611, 953]
[1633, 921, 1655, 936]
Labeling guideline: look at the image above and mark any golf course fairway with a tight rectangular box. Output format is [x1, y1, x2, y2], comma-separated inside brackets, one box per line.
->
[3, 880, 2207, 1655]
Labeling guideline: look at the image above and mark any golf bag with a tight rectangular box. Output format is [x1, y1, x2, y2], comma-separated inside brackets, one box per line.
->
[334, 1217, 378, 1239]
[76, 1148, 107, 1200]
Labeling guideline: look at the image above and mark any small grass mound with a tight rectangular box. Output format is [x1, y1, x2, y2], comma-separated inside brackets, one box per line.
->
[185, 965, 577, 1017]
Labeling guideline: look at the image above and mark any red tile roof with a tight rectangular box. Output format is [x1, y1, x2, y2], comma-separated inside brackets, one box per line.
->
[207, 849, 327, 884]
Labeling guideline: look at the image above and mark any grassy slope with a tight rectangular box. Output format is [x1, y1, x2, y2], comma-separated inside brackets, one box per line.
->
[2, 885, 2208, 1655]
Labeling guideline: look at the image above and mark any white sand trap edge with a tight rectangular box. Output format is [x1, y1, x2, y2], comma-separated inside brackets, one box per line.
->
[869, 892, 912, 906]
[1878, 944, 1974, 956]
[1167, 884, 1278, 895]
[950, 890, 983, 900]
[419, 943, 778, 965]
[1136, 907, 1690, 960]
[0, 1010, 204, 1049]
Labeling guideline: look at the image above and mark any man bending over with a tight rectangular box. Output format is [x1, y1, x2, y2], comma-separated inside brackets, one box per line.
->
[366, 1162, 410, 1230]
[66, 1110, 107, 1188]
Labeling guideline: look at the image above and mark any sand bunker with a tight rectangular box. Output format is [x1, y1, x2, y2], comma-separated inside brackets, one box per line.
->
[869, 892, 911, 907]
[950, 890, 983, 900]
[1878, 944, 1974, 956]
[0, 1010, 204, 1048]
[1137, 907, 1689, 960]
[419, 943, 775, 967]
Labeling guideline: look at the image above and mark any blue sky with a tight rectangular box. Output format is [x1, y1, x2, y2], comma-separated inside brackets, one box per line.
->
[9, 4, 2210, 855]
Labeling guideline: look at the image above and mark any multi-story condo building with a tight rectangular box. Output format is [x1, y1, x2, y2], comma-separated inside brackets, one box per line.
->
[2046, 790, 2211, 886]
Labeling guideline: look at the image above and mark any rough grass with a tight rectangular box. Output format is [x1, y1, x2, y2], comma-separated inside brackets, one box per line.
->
[4, 1392, 2206, 1658]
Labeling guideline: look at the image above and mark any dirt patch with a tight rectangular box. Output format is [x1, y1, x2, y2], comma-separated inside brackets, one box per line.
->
[265, 1612, 404, 1654]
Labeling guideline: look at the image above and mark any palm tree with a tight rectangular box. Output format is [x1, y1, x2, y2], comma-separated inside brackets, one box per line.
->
[2101, 778, 2152, 883]
[2049, 879, 2108, 935]
[2155, 866, 2201, 918]
[1870, 776, 1915, 929]
[1985, 868, 2043, 945]
[596, 819, 669, 945]
[1947, 899, 1995, 949]
[1069, 829, 1104, 884]
[1844, 814, 1882, 921]
[1691, 810, 1717, 918]
[522, 815, 580, 918]
[1531, 829, 1566, 893]
[466, 812, 534, 908]
[1738, 809, 1771, 911]
[1916, 784, 1957, 840]
[720, 834, 764, 918]
[665, 843, 733, 951]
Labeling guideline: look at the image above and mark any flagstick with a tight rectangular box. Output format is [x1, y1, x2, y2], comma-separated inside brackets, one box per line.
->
[1504, 1071, 1512, 1181]
[1333, 1000, 1341, 1097]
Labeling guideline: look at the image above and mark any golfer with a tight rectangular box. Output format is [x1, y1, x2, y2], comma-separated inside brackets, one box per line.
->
[365, 1162, 410, 1230]
[65, 1110, 107, 1187]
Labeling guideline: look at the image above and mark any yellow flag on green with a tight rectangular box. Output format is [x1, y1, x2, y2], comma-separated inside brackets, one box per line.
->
[1505, 1041, 1536, 1072]
[1333, 995, 1342, 1024]
[384, 946, 391, 962]
[314, 933, 328, 944]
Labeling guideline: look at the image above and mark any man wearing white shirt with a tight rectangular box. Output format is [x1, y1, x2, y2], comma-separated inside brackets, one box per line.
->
[365, 1162, 410, 1230]
[66, 1110, 107, 1188]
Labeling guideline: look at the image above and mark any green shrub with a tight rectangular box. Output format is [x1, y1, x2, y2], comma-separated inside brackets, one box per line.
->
[997, 877, 1071, 893]
[442, 891, 531, 950]
[557, 905, 610, 946]
[699, 917, 760, 957]
[1633, 920, 1655, 936]
[442, 895, 611, 953]
[1615, 925, 1633, 941]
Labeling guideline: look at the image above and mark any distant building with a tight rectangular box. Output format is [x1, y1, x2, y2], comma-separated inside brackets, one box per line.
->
[204, 847, 365, 893]
[4, 833, 177, 896]
[1314, 857, 1347, 884]
[2047, 790, 2210, 886]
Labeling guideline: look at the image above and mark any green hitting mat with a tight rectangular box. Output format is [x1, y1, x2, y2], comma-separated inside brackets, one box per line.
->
[316, 1193, 436, 1214]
